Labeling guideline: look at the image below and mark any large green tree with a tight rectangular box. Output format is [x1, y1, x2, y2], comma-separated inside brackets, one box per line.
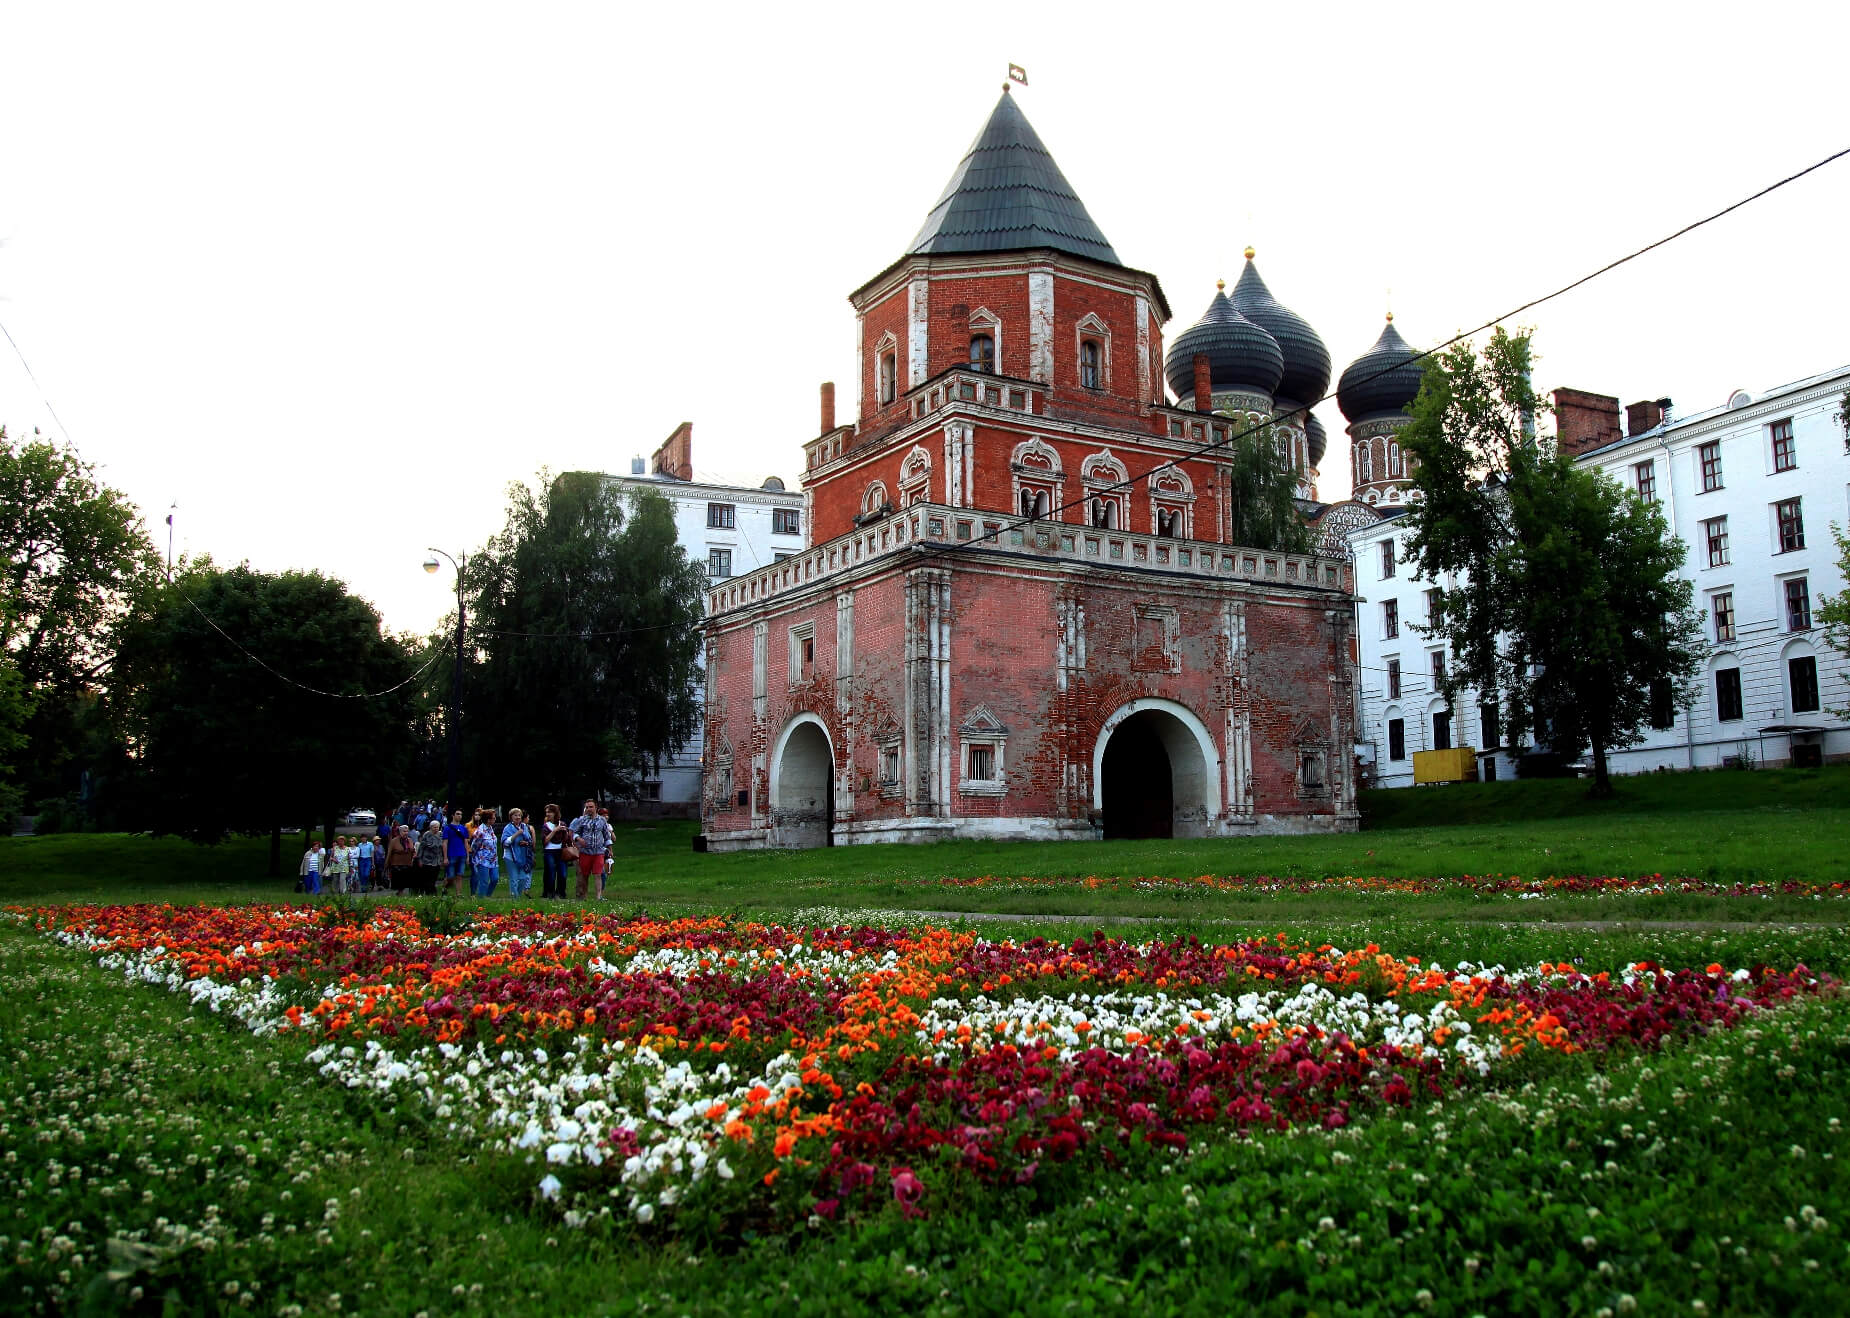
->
[0, 427, 162, 807]
[1400, 328, 1705, 797]
[108, 563, 418, 860]
[441, 472, 705, 809]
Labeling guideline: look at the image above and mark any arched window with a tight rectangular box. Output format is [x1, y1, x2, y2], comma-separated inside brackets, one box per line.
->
[1080, 339, 1102, 390]
[969, 334, 995, 373]
[1156, 508, 1180, 538]
[1090, 497, 1116, 529]
[1020, 488, 1048, 520]
[879, 352, 897, 405]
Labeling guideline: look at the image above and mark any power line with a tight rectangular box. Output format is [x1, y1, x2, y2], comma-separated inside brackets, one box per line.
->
[898, 141, 1850, 569]
[0, 316, 77, 448]
[175, 588, 450, 700]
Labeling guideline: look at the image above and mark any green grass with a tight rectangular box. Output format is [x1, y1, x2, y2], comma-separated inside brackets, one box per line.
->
[6, 914, 1849, 1315]
[6, 766, 1848, 924]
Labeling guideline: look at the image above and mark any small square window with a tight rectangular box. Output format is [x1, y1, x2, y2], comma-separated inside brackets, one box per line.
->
[707, 503, 736, 529]
[1702, 516, 1729, 568]
[1786, 577, 1812, 631]
[1771, 418, 1796, 472]
[1711, 592, 1735, 644]
[1775, 497, 1805, 553]
[1699, 441, 1723, 492]
[706, 549, 732, 579]
[773, 507, 801, 536]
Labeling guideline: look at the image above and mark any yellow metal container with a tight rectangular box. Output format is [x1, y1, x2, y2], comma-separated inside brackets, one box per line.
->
[1412, 747, 1478, 785]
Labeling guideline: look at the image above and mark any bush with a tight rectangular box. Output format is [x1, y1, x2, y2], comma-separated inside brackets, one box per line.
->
[31, 794, 94, 834]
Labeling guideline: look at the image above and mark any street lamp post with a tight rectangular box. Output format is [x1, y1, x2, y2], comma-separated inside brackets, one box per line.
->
[423, 549, 465, 819]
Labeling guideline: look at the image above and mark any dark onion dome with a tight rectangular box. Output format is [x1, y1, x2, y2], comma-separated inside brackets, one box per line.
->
[1304, 409, 1328, 468]
[1229, 249, 1331, 408]
[1337, 314, 1425, 424]
[908, 87, 1119, 265]
[1164, 282, 1284, 401]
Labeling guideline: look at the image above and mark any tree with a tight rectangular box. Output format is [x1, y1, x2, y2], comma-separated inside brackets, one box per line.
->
[1819, 524, 1850, 717]
[0, 427, 162, 806]
[1401, 328, 1705, 797]
[442, 472, 706, 808]
[107, 563, 418, 861]
[1223, 424, 1314, 554]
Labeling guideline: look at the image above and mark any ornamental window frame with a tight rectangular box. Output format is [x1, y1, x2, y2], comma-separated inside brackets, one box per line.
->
[967, 307, 1001, 374]
[898, 444, 933, 508]
[1147, 466, 1195, 540]
[861, 480, 891, 519]
[957, 705, 1008, 797]
[1010, 437, 1065, 524]
[1074, 312, 1111, 392]
[787, 621, 815, 685]
[875, 332, 900, 406]
[1081, 449, 1128, 530]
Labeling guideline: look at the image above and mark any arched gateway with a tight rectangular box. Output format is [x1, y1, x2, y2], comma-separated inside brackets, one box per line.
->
[770, 714, 834, 848]
[1092, 699, 1221, 839]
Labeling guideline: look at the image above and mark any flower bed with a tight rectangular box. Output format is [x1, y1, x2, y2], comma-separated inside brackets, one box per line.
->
[15, 902, 1832, 1233]
[922, 872, 1850, 899]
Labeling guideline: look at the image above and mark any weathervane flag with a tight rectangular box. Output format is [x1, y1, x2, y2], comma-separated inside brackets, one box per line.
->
[1008, 64, 1027, 85]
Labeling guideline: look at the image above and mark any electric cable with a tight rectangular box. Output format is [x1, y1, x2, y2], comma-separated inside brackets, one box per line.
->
[885, 142, 1850, 568]
[175, 588, 450, 700]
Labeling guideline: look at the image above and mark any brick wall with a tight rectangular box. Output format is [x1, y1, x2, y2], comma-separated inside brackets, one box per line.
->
[1553, 388, 1621, 457]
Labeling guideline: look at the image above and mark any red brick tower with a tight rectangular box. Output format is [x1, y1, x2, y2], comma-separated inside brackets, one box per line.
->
[700, 90, 1360, 850]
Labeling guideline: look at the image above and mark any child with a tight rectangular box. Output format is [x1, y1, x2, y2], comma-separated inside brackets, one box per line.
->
[299, 840, 323, 896]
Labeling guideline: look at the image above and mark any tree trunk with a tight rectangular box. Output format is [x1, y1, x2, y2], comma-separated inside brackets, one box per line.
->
[1589, 733, 1613, 799]
[268, 824, 282, 877]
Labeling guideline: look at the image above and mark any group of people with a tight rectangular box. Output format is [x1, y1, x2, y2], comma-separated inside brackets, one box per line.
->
[298, 799, 617, 900]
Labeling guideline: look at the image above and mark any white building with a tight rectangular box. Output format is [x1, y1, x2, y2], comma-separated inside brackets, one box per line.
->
[1349, 364, 1850, 786]
[602, 422, 805, 803]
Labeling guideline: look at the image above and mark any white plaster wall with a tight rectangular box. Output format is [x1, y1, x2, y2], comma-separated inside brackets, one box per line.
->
[1347, 364, 1850, 787]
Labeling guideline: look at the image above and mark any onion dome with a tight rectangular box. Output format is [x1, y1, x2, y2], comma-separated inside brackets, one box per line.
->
[1229, 249, 1331, 407]
[1165, 281, 1284, 401]
[1337, 314, 1424, 424]
[1304, 410, 1328, 468]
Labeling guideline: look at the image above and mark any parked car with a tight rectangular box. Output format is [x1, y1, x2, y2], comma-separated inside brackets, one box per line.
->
[344, 808, 377, 826]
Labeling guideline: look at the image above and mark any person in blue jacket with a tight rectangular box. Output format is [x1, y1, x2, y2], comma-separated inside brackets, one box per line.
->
[442, 810, 470, 895]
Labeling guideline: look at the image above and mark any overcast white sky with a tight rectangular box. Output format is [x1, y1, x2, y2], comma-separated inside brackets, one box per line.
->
[4, 2, 1847, 636]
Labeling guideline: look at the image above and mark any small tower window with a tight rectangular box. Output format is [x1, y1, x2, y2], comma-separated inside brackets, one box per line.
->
[1090, 497, 1116, 529]
[1019, 488, 1048, 520]
[969, 334, 995, 373]
[1080, 339, 1101, 389]
[879, 352, 898, 405]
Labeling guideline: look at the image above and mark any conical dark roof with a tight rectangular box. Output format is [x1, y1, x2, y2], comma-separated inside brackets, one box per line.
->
[1165, 285, 1283, 401]
[908, 89, 1119, 265]
[1338, 317, 1424, 424]
[1230, 253, 1331, 408]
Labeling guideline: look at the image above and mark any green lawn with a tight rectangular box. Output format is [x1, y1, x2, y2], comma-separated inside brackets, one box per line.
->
[6, 765, 1847, 924]
[7, 769, 1850, 1314]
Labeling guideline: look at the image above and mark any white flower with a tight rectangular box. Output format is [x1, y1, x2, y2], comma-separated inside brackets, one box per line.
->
[538, 1175, 562, 1201]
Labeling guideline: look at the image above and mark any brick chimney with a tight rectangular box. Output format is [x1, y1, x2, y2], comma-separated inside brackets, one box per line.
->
[650, 422, 693, 481]
[1193, 354, 1213, 413]
[1626, 399, 1674, 438]
[820, 381, 835, 435]
[1553, 388, 1622, 456]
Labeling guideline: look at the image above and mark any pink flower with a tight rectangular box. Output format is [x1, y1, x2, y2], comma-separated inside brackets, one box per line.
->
[891, 1168, 924, 1217]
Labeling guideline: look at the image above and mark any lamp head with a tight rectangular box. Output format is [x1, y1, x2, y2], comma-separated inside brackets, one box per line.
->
[422, 556, 441, 575]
